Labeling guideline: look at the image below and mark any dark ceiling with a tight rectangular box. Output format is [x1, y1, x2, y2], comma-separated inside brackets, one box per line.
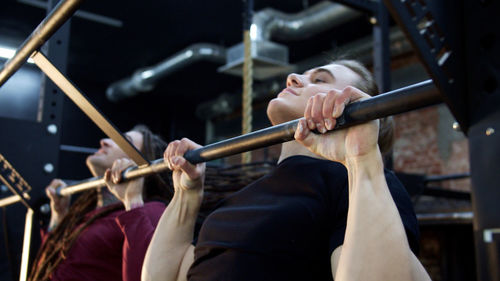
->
[1, 0, 373, 151]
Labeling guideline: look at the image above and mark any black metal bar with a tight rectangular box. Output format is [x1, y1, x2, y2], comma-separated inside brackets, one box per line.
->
[184, 79, 438, 163]
[372, 1, 391, 93]
[463, 0, 500, 279]
[42, 79, 438, 196]
[417, 211, 473, 224]
[0, 0, 84, 87]
[425, 173, 470, 183]
[372, 1, 393, 170]
[60, 144, 98, 154]
[423, 186, 471, 200]
[382, 0, 468, 132]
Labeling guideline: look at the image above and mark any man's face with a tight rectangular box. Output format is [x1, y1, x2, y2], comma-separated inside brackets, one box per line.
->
[266, 63, 361, 125]
[86, 131, 143, 176]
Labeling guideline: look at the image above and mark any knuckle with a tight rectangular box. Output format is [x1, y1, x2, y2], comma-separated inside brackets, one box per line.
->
[327, 90, 337, 99]
[343, 85, 355, 93]
[308, 96, 315, 102]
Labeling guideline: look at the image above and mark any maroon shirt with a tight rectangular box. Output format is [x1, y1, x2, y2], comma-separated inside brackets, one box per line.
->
[41, 201, 165, 281]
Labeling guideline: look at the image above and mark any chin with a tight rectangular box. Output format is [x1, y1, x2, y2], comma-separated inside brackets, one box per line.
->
[267, 98, 299, 125]
[266, 99, 282, 125]
[86, 154, 107, 171]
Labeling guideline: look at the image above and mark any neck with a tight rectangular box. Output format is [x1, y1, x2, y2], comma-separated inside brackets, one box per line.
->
[278, 140, 325, 164]
[97, 188, 119, 208]
[88, 166, 119, 208]
[89, 166, 106, 178]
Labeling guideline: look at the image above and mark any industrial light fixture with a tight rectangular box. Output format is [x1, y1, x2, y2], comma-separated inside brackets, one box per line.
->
[0, 46, 35, 64]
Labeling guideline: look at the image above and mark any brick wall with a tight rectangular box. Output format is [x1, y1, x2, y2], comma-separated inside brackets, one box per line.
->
[393, 103, 471, 191]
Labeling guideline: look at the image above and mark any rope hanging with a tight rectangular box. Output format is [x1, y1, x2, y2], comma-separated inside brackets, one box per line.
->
[241, 0, 254, 164]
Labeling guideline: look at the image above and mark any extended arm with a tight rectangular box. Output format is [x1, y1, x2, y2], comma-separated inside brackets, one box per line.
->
[336, 150, 429, 280]
[295, 87, 430, 281]
[45, 179, 70, 231]
[141, 138, 205, 281]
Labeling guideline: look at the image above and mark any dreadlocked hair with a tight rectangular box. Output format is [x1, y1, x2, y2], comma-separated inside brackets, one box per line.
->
[28, 125, 172, 281]
[28, 190, 120, 281]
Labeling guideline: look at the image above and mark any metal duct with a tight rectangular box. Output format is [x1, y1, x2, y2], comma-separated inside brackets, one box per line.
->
[219, 1, 361, 79]
[108, 2, 361, 100]
[252, 1, 361, 41]
[106, 43, 226, 102]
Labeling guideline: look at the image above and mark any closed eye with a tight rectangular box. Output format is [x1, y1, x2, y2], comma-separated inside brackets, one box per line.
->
[307, 68, 335, 84]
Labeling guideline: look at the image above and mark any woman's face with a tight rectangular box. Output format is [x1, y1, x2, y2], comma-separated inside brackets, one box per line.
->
[267, 63, 361, 125]
[86, 130, 144, 175]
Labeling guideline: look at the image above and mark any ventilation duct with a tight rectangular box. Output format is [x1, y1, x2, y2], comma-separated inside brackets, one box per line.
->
[106, 43, 226, 102]
[218, 1, 361, 80]
[106, 2, 361, 101]
[252, 1, 361, 42]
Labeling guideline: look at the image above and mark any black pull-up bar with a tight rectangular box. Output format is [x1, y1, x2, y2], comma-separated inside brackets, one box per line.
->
[0, 79, 440, 202]
[183, 79, 438, 163]
[55, 79, 440, 196]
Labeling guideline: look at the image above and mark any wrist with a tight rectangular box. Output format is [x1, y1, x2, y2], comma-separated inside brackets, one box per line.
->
[176, 187, 203, 205]
[345, 148, 383, 171]
[124, 195, 144, 211]
[170, 188, 204, 221]
[345, 149, 385, 191]
[49, 215, 64, 231]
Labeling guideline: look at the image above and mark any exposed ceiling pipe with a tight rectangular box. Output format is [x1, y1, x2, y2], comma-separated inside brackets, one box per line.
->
[107, 2, 361, 101]
[219, 1, 362, 79]
[252, 1, 361, 41]
[106, 43, 226, 102]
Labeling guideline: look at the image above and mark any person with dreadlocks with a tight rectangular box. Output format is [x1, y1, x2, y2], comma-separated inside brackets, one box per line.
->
[29, 125, 172, 281]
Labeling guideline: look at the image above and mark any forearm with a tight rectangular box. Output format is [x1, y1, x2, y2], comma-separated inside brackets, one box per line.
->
[335, 149, 429, 281]
[48, 211, 67, 231]
[142, 189, 202, 281]
[124, 195, 144, 211]
[48, 216, 60, 231]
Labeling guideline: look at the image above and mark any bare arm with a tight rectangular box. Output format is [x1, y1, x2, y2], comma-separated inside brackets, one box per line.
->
[45, 179, 70, 231]
[142, 138, 205, 281]
[296, 86, 431, 281]
[333, 151, 430, 280]
[141, 189, 200, 281]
